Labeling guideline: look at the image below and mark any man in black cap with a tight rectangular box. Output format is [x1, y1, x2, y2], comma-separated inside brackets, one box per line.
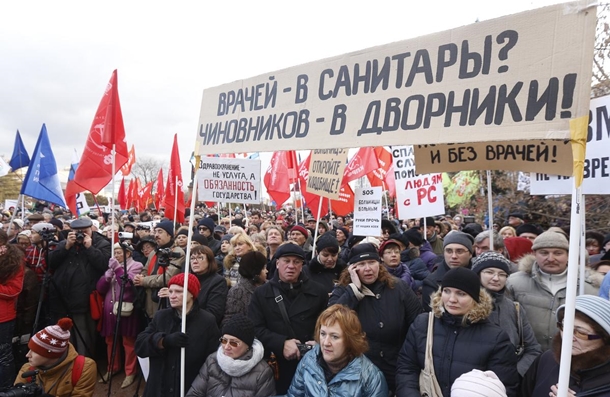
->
[133, 220, 185, 320]
[248, 243, 328, 394]
[516, 223, 543, 242]
[47, 217, 111, 356]
[507, 212, 525, 228]
[197, 217, 221, 255]
[419, 216, 444, 256]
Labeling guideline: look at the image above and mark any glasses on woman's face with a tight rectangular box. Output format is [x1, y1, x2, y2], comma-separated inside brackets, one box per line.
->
[219, 337, 241, 348]
[190, 256, 206, 262]
[480, 269, 508, 279]
[557, 322, 602, 340]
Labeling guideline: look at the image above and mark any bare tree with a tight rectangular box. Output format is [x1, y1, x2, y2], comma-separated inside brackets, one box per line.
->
[131, 156, 166, 184]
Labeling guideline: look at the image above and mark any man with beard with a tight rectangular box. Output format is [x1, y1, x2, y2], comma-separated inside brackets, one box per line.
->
[133, 221, 185, 320]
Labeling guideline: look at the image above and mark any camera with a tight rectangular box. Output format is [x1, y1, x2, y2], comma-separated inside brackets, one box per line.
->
[136, 225, 150, 231]
[0, 382, 43, 397]
[118, 232, 133, 239]
[75, 232, 86, 244]
[157, 248, 182, 267]
[296, 343, 312, 357]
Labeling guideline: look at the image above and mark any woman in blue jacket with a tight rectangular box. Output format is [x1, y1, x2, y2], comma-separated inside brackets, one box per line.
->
[286, 304, 388, 397]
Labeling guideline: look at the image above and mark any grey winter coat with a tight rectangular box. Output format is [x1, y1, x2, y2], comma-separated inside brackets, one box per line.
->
[506, 254, 598, 351]
[486, 290, 542, 376]
[185, 339, 276, 397]
[286, 345, 388, 397]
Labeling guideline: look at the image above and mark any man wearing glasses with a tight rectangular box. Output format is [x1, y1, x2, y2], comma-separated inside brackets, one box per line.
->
[421, 231, 474, 311]
[197, 218, 221, 255]
[507, 231, 598, 351]
[248, 243, 328, 395]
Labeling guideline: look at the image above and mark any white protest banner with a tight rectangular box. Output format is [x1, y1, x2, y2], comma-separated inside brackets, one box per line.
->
[531, 94, 610, 195]
[392, 146, 445, 219]
[306, 149, 348, 199]
[353, 187, 382, 236]
[413, 140, 573, 175]
[4, 199, 18, 210]
[195, 3, 595, 156]
[196, 157, 261, 204]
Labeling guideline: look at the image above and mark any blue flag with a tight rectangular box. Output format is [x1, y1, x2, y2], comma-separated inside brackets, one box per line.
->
[9, 130, 30, 171]
[68, 148, 79, 181]
[21, 124, 67, 208]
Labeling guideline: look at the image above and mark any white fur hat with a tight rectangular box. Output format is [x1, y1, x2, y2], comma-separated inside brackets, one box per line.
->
[451, 369, 507, 397]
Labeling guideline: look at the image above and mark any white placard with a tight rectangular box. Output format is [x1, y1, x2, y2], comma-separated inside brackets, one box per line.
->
[531, 94, 610, 195]
[196, 157, 261, 204]
[392, 146, 445, 219]
[353, 187, 382, 236]
[195, 3, 595, 155]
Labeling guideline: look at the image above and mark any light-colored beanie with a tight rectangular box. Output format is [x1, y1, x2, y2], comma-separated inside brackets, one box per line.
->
[532, 231, 569, 251]
[451, 369, 507, 397]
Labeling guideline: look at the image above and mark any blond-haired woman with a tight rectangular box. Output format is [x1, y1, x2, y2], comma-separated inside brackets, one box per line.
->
[223, 231, 256, 287]
[396, 267, 519, 397]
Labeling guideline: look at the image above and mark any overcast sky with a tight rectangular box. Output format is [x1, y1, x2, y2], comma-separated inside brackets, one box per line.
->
[0, 0, 562, 192]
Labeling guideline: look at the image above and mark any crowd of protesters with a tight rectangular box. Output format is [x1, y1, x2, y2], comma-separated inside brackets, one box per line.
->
[1, 202, 610, 396]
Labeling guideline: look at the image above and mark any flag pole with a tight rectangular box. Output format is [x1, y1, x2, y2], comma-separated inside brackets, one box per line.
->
[181, 171, 198, 397]
[486, 170, 494, 251]
[312, 198, 323, 254]
[111, 144, 116, 258]
[21, 195, 25, 221]
[579, 196, 586, 296]
[557, 182, 582, 397]
[381, 181, 389, 216]
[173, 176, 178, 230]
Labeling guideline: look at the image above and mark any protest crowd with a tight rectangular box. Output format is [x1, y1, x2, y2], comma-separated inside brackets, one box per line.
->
[1, 202, 610, 397]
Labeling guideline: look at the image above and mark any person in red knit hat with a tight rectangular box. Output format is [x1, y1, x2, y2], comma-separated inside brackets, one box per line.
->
[15, 317, 97, 396]
[135, 273, 220, 397]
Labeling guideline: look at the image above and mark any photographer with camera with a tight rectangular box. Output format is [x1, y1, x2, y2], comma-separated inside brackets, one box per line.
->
[13, 318, 96, 397]
[248, 243, 328, 394]
[133, 221, 185, 320]
[47, 218, 111, 357]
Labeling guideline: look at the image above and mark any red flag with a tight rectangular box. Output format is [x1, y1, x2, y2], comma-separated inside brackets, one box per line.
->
[367, 147, 396, 197]
[65, 70, 129, 213]
[130, 178, 141, 211]
[163, 134, 185, 223]
[121, 145, 136, 176]
[286, 150, 298, 181]
[117, 177, 126, 210]
[343, 147, 380, 186]
[264, 151, 292, 206]
[138, 181, 154, 210]
[155, 169, 164, 210]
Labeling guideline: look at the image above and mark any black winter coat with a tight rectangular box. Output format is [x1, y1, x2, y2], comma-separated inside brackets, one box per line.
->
[521, 349, 610, 397]
[304, 256, 347, 294]
[328, 279, 422, 392]
[194, 271, 228, 325]
[135, 303, 220, 397]
[48, 233, 111, 315]
[247, 273, 328, 394]
[396, 312, 519, 397]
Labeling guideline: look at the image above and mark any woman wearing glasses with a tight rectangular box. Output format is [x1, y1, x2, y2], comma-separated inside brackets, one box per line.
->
[189, 245, 228, 325]
[472, 252, 542, 377]
[186, 314, 276, 397]
[521, 295, 610, 397]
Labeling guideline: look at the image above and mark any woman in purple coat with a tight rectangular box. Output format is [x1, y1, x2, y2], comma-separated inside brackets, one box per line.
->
[96, 243, 143, 388]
